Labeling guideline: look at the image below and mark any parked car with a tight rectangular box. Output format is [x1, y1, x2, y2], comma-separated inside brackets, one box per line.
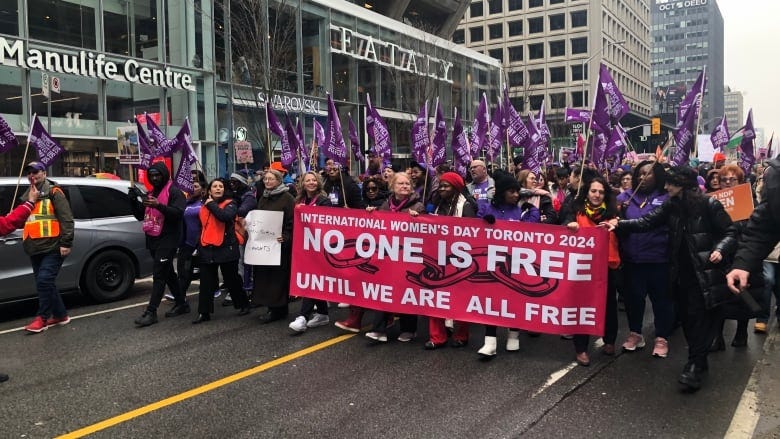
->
[0, 177, 154, 303]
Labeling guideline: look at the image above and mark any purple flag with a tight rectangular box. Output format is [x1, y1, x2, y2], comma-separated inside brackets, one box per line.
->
[710, 115, 729, 153]
[739, 109, 756, 175]
[411, 101, 430, 164]
[470, 93, 489, 157]
[670, 97, 699, 166]
[522, 113, 543, 174]
[451, 108, 472, 176]
[565, 108, 591, 124]
[366, 95, 392, 166]
[503, 88, 529, 147]
[296, 119, 309, 170]
[599, 64, 630, 121]
[146, 115, 169, 149]
[313, 119, 325, 147]
[431, 100, 447, 167]
[135, 118, 154, 170]
[28, 115, 64, 166]
[0, 114, 18, 153]
[171, 119, 194, 155]
[280, 115, 297, 167]
[590, 131, 609, 170]
[677, 70, 706, 126]
[266, 101, 286, 140]
[324, 93, 347, 166]
[348, 115, 364, 162]
[486, 103, 504, 162]
[605, 124, 627, 164]
[173, 151, 194, 194]
[591, 84, 612, 134]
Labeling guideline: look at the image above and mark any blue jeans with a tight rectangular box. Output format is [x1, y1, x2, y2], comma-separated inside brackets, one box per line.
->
[760, 262, 780, 323]
[30, 251, 67, 319]
[624, 262, 675, 339]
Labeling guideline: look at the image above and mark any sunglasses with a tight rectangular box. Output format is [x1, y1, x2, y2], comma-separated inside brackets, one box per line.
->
[366, 186, 378, 192]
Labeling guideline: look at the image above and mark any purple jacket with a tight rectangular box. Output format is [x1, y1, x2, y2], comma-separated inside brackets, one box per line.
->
[617, 189, 669, 264]
[478, 202, 540, 223]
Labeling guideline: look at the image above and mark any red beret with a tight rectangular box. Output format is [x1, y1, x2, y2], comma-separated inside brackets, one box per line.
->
[439, 172, 465, 193]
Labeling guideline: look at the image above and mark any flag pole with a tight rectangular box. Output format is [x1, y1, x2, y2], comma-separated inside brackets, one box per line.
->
[577, 75, 601, 198]
[11, 114, 36, 212]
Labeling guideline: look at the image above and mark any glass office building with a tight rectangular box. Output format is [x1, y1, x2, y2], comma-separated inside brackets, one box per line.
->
[0, 0, 500, 178]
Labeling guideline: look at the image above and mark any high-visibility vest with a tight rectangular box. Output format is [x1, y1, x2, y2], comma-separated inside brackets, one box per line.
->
[23, 188, 62, 239]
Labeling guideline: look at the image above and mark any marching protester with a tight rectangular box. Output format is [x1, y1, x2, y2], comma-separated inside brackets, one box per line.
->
[704, 169, 721, 193]
[616, 160, 674, 357]
[475, 174, 540, 359]
[516, 169, 557, 224]
[466, 159, 495, 209]
[176, 176, 205, 298]
[288, 171, 332, 333]
[253, 169, 296, 324]
[364, 172, 426, 343]
[322, 159, 364, 209]
[753, 169, 780, 332]
[565, 176, 620, 366]
[424, 172, 476, 350]
[129, 162, 187, 327]
[607, 166, 737, 391]
[361, 175, 389, 208]
[20, 162, 75, 333]
[409, 160, 434, 207]
[549, 167, 570, 213]
[227, 170, 257, 306]
[192, 178, 251, 323]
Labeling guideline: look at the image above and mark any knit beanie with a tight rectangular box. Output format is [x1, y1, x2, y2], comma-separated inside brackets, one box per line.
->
[230, 172, 249, 186]
[439, 172, 465, 193]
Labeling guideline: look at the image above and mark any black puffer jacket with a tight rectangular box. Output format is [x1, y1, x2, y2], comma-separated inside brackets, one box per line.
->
[618, 194, 737, 309]
[733, 157, 780, 272]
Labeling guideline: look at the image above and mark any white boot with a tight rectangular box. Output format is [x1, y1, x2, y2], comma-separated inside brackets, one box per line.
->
[506, 330, 520, 351]
[478, 336, 497, 358]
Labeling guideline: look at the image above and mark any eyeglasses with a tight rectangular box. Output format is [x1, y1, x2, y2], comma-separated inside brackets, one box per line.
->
[722, 177, 738, 183]
[366, 186, 378, 192]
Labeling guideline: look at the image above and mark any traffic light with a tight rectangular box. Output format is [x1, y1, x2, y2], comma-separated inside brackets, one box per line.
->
[651, 117, 661, 135]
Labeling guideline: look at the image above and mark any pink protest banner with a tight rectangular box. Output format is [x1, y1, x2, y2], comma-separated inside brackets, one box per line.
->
[290, 206, 609, 336]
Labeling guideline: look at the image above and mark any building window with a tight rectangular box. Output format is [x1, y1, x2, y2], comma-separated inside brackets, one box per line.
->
[549, 67, 565, 83]
[571, 64, 587, 81]
[549, 40, 565, 57]
[452, 29, 465, 44]
[571, 91, 587, 108]
[489, 23, 503, 39]
[508, 20, 523, 36]
[571, 10, 587, 27]
[29, 0, 96, 49]
[470, 2, 484, 18]
[508, 0, 523, 11]
[529, 95, 544, 110]
[550, 0, 564, 4]
[508, 45, 523, 62]
[571, 37, 588, 54]
[510, 97, 524, 112]
[508, 71, 524, 87]
[529, 69, 544, 85]
[550, 93, 566, 109]
[528, 17, 543, 34]
[488, 0, 502, 14]
[529, 0, 544, 8]
[549, 14, 565, 31]
[488, 48, 503, 62]
[528, 43, 544, 59]
[470, 26, 484, 42]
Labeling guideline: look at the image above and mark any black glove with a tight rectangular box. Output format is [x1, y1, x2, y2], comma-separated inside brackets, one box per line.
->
[483, 214, 496, 225]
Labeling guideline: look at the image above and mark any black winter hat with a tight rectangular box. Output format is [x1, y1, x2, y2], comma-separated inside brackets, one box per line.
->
[665, 166, 699, 189]
[494, 176, 521, 199]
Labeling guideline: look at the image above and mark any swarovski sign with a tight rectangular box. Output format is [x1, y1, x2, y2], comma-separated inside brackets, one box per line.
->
[0, 37, 195, 91]
[257, 92, 321, 115]
[330, 25, 453, 84]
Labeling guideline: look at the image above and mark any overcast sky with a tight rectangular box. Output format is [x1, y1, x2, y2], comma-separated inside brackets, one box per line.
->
[719, 0, 778, 145]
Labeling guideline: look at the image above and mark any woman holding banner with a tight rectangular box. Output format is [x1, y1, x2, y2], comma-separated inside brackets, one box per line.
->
[565, 176, 621, 367]
[288, 172, 332, 333]
[516, 169, 557, 224]
[253, 169, 296, 324]
[606, 166, 737, 391]
[363, 172, 426, 343]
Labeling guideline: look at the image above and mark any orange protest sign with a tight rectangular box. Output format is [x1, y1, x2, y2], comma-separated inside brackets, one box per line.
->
[707, 183, 754, 222]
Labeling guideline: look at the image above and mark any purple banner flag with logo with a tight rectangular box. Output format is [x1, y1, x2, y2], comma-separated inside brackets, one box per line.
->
[431, 100, 447, 167]
[266, 101, 286, 140]
[591, 84, 612, 134]
[451, 108, 471, 176]
[365, 93, 392, 166]
[670, 97, 699, 166]
[710, 115, 729, 153]
[739, 109, 756, 175]
[146, 114, 168, 149]
[590, 131, 609, 170]
[0, 114, 18, 153]
[173, 150, 194, 194]
[470, 93, 489, 157]
[503, 88, 529, 147]
[171, 119, 194, 155]
[564, 108, 591, 124]
[324, 93, 347, 166]
[605, 124, 627, 165]
[522, 113, 543, 173]
[486, 103, 504, 162]
[411, 101, 430, 164]
[348, 115, 363, 162]
[135, 118, 154, 170]
[28, 115, 64, 166]
[280, 115, 297, 167]
[677, 69, 706, 126]
[599, 64, 630, 121]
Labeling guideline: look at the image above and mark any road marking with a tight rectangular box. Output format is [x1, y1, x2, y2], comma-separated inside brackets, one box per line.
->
[55, 333, 356, 439]
[532, 363, 578, 397]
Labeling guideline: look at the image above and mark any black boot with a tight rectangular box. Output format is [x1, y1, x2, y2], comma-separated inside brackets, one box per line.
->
[678, 362, 704, 391]
[192, 313, 211, 324]
[134, 310, 158, 327]
[164, 303, 191, 317]
[731, 320, 748, 347]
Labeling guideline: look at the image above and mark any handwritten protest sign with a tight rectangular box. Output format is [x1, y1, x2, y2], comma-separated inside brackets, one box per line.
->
[244, 210, 283, 265]
[117, 126, 140, 164]
[708, 183, 754, 222]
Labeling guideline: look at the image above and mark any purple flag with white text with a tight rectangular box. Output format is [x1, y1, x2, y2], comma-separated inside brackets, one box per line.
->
[173, 151, 194, 194]
[28, 115, 64, 166]
[431, 100, 447, 167]
[411, 101, 430, 165]
[564, 108, 592, 124]
[313, 119, 325, 148]
[739, 109, 756, 175]
[470, 93, 489, 157]
[486, 103, 504, 162]
[599, 64, 630, 121]
[348, 115, 363, 162]
[366, 93, 392, 166]
[590, 131, 609, 169]
[522, 113, 543, 173]
[591, 84, 612, 134]
[671, 97, 699, 166]
[677, 70, 706, 127]
[296, 119, 309, 169]
[503, 88, 529, 147]
[451, 108, 471, 176]
[135, 118, 154, 170]
[324, 94, 347, 166]
[0, 114, 18, 153]
[710, 115, 729, 153]
[146, 115, 168, 150]
[281, 116, 297, 167]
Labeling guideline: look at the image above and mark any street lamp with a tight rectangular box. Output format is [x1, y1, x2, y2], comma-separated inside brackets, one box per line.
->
[581, 39, 626, 108]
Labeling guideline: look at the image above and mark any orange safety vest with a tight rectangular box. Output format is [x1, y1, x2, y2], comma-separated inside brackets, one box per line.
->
[23, 187, 63, 240]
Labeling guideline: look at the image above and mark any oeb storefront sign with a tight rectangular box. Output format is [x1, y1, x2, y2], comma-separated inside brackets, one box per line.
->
[0, 37, 195, 91]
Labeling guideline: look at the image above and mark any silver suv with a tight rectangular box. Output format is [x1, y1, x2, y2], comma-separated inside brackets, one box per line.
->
[0, 177, 154, 303]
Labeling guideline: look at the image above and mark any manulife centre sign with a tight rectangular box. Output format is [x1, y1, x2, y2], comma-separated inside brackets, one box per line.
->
[0, 36, 195, 91]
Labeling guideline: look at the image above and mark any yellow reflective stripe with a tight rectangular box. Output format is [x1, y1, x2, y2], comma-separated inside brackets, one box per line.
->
[41, 220, 49, 236]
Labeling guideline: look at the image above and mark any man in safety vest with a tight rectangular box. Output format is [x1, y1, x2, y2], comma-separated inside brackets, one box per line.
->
[21, 161, 74, 333]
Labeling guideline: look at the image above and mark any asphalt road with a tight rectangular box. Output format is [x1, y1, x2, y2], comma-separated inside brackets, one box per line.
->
[0, 278, 772, 438]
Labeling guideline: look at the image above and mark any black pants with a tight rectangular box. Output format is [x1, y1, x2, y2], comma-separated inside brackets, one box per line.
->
[371, 311, 417, 333]
[198, 260, 249, 315]
[676, 275, 719, 369]
[299, 298, 329, 317]
[177, 245, 198, 294]
[574, 269, 619, 353]
[148, 247, 183, 312]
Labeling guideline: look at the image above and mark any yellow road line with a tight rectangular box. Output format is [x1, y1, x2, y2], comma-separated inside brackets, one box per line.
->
[56, 333, 356, 439]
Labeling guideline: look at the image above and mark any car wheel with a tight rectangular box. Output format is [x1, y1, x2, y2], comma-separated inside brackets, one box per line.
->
[83, 250, 135, 303]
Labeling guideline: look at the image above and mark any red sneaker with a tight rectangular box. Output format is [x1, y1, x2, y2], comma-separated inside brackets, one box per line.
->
[24, 316, 48, 333]
[46, 315, 71, 327]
